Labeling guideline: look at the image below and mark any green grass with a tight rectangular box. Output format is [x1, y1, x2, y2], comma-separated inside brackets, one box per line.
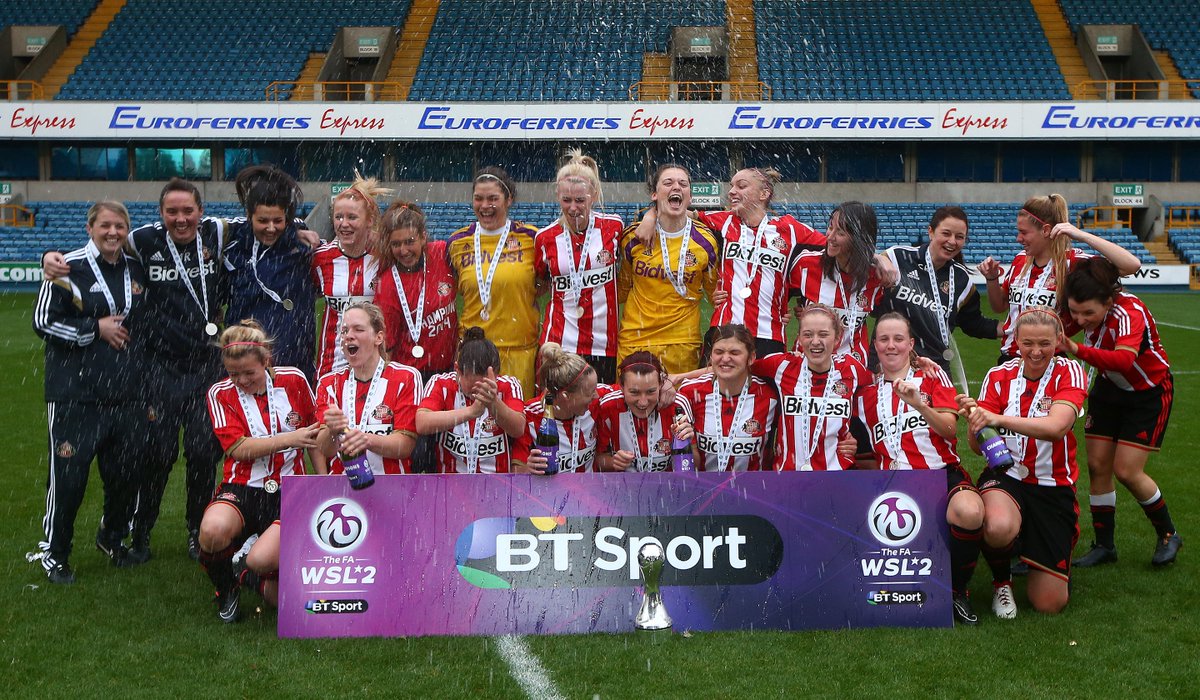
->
[1, 291, 1196, 699]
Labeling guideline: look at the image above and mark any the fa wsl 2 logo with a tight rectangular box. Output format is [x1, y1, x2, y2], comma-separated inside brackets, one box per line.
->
[867, 492, 922, 547]
[311, 499, 369, 554]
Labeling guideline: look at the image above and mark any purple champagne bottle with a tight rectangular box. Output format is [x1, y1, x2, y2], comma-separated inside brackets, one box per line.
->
[340, 435, 375, 490]
[671, 405, 694, 472]
[976, 426, 1015, 472]
[537, 398, 560, 475]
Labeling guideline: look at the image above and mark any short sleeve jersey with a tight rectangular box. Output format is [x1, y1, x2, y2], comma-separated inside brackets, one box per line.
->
[595, 389, 692, 472]
[788, 251, 885, 364]
[374, 240, 458, 373]
[535, 212, 623, 357]
[419, 371, 527, 474]
[1082, 291, 1169, 391]
[447, 221, 540, 349]
[315, 361, 423, 475]
[677, 373, 778, 472]
[855, 367, 961, 470]
[998, 249, 1090, 356]
[311, 243, 379, 377]
[617, 218, 719, 348]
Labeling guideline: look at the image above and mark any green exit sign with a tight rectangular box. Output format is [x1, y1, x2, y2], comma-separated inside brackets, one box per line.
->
[331, 182, 352, 196]
[0, 183, 11, 196]
[1113, 184, 1143, 197]
[691, 183, 720, 197]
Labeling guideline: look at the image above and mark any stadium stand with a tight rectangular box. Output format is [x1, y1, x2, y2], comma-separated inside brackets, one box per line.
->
[0, 0, 98, 38]
[406, 0, 727, 101]
[55, 0, 412, 101]
[1058, 0, 1200, 97]
[1166, 203, 1200, 263]
[754, 0, 1071, 101]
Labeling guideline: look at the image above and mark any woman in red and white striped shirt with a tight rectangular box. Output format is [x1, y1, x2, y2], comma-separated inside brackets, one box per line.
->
[958, 307, 1087, 619]
[535, 150, 623, 384]
[754, 305, 870, 471]
[1061, 258, 1181, 568]
[857, 312, 985, 624]
[200, 320, 320, 623]
[595, 351, 693, 472]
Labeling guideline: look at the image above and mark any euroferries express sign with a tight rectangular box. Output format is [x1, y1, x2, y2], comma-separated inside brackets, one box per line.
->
[2, 101, 1200, 140]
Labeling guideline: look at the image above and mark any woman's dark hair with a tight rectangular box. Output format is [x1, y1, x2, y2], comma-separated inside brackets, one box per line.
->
[377, 200, 427, 268]
[708, 323, 756, 358]
[458, 326, 501, 375]
[234, 165, 303, 221]
[927, 205, 968, 264]
[473, 166, 517, 202]
[823, 201, 878, 295]
[1061, 256, 1123, 308]
[647, 162, 690, 194]
[618, 350, 665, 385]
[159, 177, 202, 209]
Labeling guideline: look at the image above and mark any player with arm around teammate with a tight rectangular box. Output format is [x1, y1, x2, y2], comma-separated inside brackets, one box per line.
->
[957, 307, 1088, 618]
[1060, 258, 1181, 567]
[858, 312, 986, 624]
[596, 351, 695, 472]
[199, 321, 320, 623]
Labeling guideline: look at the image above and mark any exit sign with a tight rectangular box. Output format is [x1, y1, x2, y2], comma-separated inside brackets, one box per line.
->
[1113, 184, 1144, 206]
[691, 182, 722, 207]
[1096, 35, 1119, 53]
[331, 182, 352, 198]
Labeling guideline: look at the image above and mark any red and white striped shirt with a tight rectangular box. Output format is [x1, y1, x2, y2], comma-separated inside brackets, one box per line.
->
[419, 372, 527, 474]
[788, 251, 885, 363]
[312, 242, 379, 377]
[856, 367, 961, 470]
[677, 374, 778, 472]
[595, 389, 690, 472]
[208, 366, 315, 489]
[536, 213, 623, 357]
[1082, 291, 1169, 391]
[754, 353, 870, 471]
[998, 249, 1089, 356]
[703, 211, 825, 343]
[374, 241, 458, 374]
[522, 385, 613, 474]
[315, 361, 423, 475]
[977, 357, 1088, 487]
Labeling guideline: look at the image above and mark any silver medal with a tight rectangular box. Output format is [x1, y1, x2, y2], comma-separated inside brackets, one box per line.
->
[942, 347, 955, 361]
[480, 308, 490, 321]
[281, 298, 294, 311]
[574, 305, 587, 319]
[263, 479, 279, 494]
[737, 286, 752, 299]
[411, 344, 425, 359]
[205, 322, 218, 337]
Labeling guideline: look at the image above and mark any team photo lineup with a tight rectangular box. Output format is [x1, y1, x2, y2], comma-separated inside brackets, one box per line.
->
[30, 151, 1184, 631]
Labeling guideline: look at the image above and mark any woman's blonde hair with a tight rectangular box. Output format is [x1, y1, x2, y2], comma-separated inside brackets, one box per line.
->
[1017, 193, 1071, 306]
[333, 170, 394, 240]
[537, 342, 595, 401]
[220, 319, 273, 367]
[555, 149, 603, 220]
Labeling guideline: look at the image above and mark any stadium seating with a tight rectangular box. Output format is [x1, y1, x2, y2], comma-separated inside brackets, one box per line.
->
[754, 0, 1071, 101]
[0, 0, 97, 38]
[407, 0, 726, 101]
[56, 0, 411, 101]
[1058, 0, 1200, 98]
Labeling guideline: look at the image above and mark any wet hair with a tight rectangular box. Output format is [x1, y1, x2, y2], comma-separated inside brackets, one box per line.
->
[159, 177, 202, 210]
[220, 319, 273, 366]
[1017, 193, 1071, 305]
[1061, 256, 1123, 307]
[798, 303, 846, 342]
[618, 351, 666, 386]
[556, 149, 603, 222]
[87, 200, 130, 230]
[538, 342, 596, 400]
[457, 327, 501, 376]
[740, 167, 782, 205]
[342, 301, 389, 363]
[473, 166, 517, 202]
[708, 323, 756, 358]
[874, 311, 920, 369]
[1013, 305, 1064, 339]
[377, 200, 428, 268]
[647, 162, 690, 194]
[234, 165, 303, 222]
[332, 171, 393, 238]
[823, 201, 878, 296]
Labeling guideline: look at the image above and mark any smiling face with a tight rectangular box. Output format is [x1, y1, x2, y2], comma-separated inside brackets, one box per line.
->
[621, 370, 662, 420]
[825, 211, 852, 265]
[710, 337, 753, 385]
[340, 307, 384, 370]
[874, 318, 915, 375]
[333, 196, 373, 256]
[1016, 321, 1059, 376]
[727, 169, 769, 221]
[557, 178, 594, 233]
[388, 226, 427, 271]
[651, 167, 691, 221]
[1016, 213, 1049, 258]
[1067, 297, 1113, 331]
[160, 190, 202, 245]
[928, 216, 967, 267]
[225, 354, 268, 394]
[88, 207, 130, 262]
[553, 368, 599, 420]
[798, 311, 841, 370]
[473, 180, 511, 231]
[251, 204, 288, 246]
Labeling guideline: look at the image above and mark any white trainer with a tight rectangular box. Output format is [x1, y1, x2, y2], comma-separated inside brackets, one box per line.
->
[992, 583, 1018, 620]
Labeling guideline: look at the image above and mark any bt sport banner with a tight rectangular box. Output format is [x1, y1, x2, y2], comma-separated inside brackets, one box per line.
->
[3, 101, 1200, 141]
[278, 471, 951, 638]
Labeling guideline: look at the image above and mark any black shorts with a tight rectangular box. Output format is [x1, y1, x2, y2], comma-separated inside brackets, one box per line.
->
[1084, 374, 1173, 450]
[944, 463, 977, 496]
[980, 472, 1079, 581]
[206, 482, 280, 542]
[581, 354, 618, 386]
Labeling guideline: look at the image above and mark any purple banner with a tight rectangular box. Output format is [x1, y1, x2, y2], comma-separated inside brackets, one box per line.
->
[278, 471, 951, 637]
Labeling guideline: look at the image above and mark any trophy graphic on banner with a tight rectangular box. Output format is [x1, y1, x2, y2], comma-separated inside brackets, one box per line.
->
[634, 541, 672, 630]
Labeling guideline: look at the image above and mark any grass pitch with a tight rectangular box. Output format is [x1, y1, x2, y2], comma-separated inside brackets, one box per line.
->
[0, 291, 1194, 699]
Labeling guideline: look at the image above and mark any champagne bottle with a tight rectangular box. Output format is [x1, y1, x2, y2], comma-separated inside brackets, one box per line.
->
[671, 405, 694, 472]
[339, 433, 375, 490]
[537, 398, 560, 475]
[976, 426, 1014, 472]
